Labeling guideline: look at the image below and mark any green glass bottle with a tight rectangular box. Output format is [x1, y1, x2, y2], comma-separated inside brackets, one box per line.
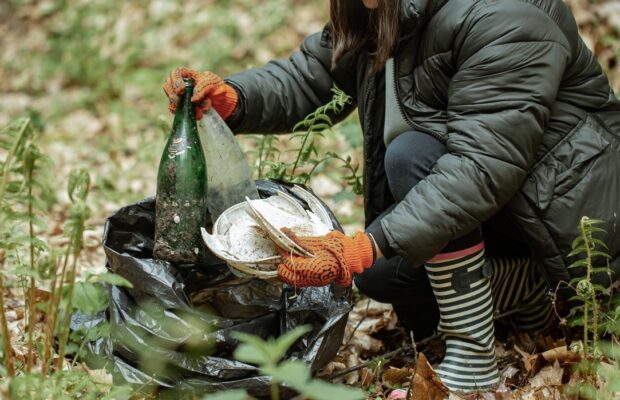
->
[153, 78, 207, 264]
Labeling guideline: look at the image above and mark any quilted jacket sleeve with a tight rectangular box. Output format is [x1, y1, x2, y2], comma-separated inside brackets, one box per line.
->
[225, 27, 356, 134]
[380, 1, 571, 265]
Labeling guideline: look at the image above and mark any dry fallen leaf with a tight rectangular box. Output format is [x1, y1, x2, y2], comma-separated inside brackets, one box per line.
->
[344, 350, 361, 385]
[409, 353, 450, 400]
[86, 367, 113, 386]
[539, 346, 581, 365]
[346, 331, 384, 354]
[523, 345, 581, 376]
[360, 366, 375, 387]
[383, 366, 414, 386]
[317, 360, 346, 377]
[529, 360, 564, 388]
[514, 344, 534, 372]
[519, 386, 563, 400]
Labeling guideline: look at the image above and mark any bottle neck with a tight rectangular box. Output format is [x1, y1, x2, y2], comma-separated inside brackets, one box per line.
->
[175, 78, 196, 124]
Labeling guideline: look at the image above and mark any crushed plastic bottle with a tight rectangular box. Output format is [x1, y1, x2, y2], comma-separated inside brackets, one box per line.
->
[198, 108, 259, 222]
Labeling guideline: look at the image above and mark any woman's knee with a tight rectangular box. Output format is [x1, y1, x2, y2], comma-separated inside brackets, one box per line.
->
[353, 257, 404, 303]
[354, 257, 434, 304]
[384, 131, 447, 201]
[354, 270, 392, 303]
[384, 133, 418, 181]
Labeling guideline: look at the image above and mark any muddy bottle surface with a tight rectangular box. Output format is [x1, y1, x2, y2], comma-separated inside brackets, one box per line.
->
[153, 78, 207, 264]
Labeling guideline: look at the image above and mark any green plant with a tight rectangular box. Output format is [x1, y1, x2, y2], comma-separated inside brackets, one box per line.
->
[253, 135, 281, 179]
[248, 85, 364, 195]
[326, 152, 364, 196]
[289, 85, 353, 181]
[565, 216, 620, 399]
[0, 118, 132, 396]
[0, 118, 46, 376]
[568, 340, 620, 400]
[200, 326, 366, 400]
[203, 389, 249, 400]
[8, 370, 133, 400]
[567, 216, 612, 353]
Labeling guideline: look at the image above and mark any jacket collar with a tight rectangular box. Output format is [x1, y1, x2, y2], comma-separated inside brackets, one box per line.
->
[400, 0, 449, 35]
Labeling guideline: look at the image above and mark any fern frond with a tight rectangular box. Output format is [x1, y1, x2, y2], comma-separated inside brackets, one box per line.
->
[568, 246, 589, 257]
[568, 259, 589, 269]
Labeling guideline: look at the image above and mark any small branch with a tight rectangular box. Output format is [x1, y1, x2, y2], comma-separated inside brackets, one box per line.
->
[43, 244, 71, 374]
[0, 270, 15, 376]
[270, 380, 280, 400]
[55, 252, 80, 371]
[26, 159, 36, 373]
[343, 299, 370, 348]
[581, 217, 592, 351]
[406, 331, 418, 400]
[328, 346, 414, 380]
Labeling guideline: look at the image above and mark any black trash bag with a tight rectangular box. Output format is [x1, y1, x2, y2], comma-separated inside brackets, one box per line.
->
[74, 180, 352, 398]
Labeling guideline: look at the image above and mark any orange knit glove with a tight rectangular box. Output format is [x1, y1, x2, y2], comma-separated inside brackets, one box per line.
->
[277, 228, 375, 288]
[163, 67, 238, 120]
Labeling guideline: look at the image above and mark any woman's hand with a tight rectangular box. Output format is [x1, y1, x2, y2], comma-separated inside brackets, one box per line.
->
[277, 228, 375, 287]
[162, 67, 238, 120]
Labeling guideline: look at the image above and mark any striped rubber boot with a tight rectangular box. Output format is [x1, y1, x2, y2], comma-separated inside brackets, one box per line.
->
[490, 257, 552, 332]
[425, 242, 500, 392]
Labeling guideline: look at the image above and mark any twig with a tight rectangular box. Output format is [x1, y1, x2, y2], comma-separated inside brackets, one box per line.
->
[329, 333, 440, 381]
[26, 156, 36, 373]
[406, 331, 418, 400]
[43, 244, 71, 374]
[343, 298, 371, 348]
[328, 347, 409, 380]
[56, 251, 80, 371]
[0, 271, 14, 376]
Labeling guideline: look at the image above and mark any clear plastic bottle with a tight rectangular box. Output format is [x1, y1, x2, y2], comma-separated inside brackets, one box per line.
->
[198, 108, 259, 222]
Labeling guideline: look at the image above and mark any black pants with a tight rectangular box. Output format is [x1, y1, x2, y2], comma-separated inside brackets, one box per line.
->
[354, 131, 481, 339]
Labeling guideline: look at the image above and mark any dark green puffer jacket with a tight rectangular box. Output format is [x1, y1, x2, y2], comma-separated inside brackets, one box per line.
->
[225, 0, 620, 294]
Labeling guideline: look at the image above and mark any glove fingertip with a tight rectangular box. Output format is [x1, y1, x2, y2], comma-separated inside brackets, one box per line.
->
[162, 82, 171, 94]
[174, 86, 186, 96]
[326, 230, 346, 240]
[191, 92, 207, 104]
[177, 67, 193, 78]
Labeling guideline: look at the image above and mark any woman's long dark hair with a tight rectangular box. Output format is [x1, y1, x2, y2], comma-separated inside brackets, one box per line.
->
[330, 0, 400, 73]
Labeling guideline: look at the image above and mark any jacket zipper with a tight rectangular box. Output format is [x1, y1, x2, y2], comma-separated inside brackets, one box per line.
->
[361, 61, 375, 195]
[362, 59, 375, 141]
[392, 42, 448, 144]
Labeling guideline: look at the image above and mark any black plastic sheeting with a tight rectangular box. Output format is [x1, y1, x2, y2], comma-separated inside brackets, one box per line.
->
[74, 180, 352, 398]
